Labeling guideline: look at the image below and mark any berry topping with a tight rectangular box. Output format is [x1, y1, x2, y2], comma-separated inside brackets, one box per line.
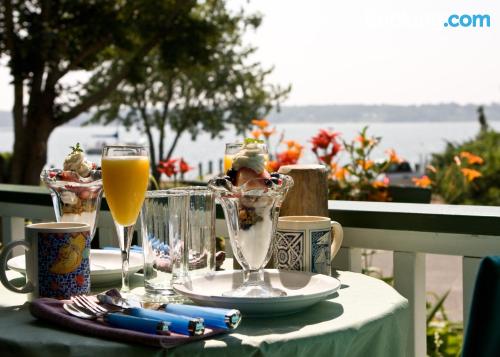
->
[215, 178, 228, 186]
[264, 179, 273, 187]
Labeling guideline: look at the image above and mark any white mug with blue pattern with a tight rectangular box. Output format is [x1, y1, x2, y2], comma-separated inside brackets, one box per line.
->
[274, 216, 343, 276]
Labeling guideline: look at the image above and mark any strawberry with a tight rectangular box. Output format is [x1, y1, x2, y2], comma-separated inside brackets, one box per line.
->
[60, 171, 79, 182]
[236, 167, 271, 189]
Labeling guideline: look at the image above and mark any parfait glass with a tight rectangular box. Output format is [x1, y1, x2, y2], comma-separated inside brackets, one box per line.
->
[41, 169, 103, 241]
[209, 175, 293, 297]
[102, 145, 150, 294]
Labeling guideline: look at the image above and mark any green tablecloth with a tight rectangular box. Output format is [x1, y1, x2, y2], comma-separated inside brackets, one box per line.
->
[0, 270, 409, 357]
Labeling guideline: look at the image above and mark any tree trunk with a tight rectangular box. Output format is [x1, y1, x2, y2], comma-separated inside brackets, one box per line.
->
[10, 114, 53, 185]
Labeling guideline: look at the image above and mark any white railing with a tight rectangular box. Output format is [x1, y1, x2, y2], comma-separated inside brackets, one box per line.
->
[1, 184, 500, 357]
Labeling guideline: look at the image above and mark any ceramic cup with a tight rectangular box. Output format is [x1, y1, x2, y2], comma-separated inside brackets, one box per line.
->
[274, 216, 343, 276]
[0, 222, 91, 299]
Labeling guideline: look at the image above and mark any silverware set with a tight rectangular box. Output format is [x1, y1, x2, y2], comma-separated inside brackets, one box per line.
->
[63, 294, 241, 335]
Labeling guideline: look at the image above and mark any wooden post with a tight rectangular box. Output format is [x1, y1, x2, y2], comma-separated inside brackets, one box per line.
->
[278, 164, 329, 217]
[394, 251, 426, 357]
[208, 161, 213, 174]
[218, 159, 223, 174]
[198, 162, 203, 180]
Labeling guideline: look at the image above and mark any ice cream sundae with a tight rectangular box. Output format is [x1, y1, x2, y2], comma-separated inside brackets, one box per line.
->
[41, 144, 103, 240]
[209, 139, 293, 297]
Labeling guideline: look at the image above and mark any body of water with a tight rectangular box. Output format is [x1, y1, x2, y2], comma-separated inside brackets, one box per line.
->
[0, 121, 498, 179]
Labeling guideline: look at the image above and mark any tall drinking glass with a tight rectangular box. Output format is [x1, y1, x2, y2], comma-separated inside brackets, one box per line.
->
[169, 186, 216, 276]
[224, 143, 243, 173]
[141, 189, 189, 298]
[102, 145, 149, 294]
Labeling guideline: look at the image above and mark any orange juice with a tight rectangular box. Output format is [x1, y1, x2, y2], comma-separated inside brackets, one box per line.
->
[223, 155, 234, 172]
[102, 156, 150, 226]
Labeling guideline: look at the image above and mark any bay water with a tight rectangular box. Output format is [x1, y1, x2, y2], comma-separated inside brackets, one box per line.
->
[1, 121, 499, 179]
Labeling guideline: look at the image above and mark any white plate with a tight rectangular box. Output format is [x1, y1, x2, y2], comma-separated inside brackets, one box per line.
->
[7, 249, 143, 286]
[173, 269, 340, 316]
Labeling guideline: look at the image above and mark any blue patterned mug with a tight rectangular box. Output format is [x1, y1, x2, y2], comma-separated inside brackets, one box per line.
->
[0, 222, 91, 300]
[274, 216, 343, 276]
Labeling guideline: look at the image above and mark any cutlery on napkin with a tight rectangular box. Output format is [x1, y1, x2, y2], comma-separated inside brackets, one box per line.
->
[99, 289, 242, 330]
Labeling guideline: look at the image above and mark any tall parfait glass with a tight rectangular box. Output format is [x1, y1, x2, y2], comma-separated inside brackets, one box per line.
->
[102, 145, 150, 294]
[209, 173, 293, 298]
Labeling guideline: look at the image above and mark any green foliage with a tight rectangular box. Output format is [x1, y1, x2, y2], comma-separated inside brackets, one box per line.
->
[88, 0, 289, 174]
[320, 126, 398, 201]
[426, 291, 463, 357]
[2, 0, 210, 183]
[430, 130, 500, 205]
[0, 152, 12, 183]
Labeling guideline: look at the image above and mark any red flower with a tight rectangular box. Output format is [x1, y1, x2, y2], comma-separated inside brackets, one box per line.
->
[157, 159, 178, 177]
[310, 129, 341, 166]
[311, 129, 339, 150]
[179, 158, 192, 174]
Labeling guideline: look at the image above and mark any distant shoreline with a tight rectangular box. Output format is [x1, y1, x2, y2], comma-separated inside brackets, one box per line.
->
[0, 103, 499, 127]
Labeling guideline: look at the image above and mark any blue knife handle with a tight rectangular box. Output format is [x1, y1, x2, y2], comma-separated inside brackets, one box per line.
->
[164, 304, 241, 330]
[127, 308, 204, 336]
[104, 313, 169, 334]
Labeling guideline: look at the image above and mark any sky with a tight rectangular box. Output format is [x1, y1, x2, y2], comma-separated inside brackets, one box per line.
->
[0, 0, 499, 110]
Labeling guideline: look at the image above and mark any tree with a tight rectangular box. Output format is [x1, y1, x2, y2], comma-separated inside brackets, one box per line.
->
[0, 0, 218, 184]
[88, 0, 290, 179]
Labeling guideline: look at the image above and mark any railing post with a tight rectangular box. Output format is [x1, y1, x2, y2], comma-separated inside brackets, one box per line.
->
[1, 216, 25, 256]
[394, 251, 426, 357]
[462, 256, 481, 330]
[332, 247, 362, 273]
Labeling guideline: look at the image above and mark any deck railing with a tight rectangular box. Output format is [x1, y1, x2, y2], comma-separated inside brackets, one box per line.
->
[1, 183, 499, 357]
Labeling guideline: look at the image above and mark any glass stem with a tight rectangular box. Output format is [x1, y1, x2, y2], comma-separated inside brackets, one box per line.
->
[115, 223, 135, 293]
[243, 269, 264, 287]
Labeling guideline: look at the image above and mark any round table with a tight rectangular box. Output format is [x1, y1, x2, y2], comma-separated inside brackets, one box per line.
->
[0, 270, 409, 357]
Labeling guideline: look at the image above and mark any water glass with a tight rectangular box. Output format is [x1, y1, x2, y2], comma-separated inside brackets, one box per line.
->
[141, 190, 189, 297]
[169, 187, 216, 277]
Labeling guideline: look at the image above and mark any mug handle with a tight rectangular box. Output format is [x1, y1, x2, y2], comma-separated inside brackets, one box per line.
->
[330, 221, 344, 261]
[0, 240, 34, 294]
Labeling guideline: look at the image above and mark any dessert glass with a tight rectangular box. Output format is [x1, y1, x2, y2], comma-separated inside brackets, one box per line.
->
[41, 169, 103, 241]
[209, 175, 293, 297]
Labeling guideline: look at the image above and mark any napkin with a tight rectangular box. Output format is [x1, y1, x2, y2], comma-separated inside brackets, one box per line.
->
[462, 256, 500, 357]
[29, 298, 226, 348]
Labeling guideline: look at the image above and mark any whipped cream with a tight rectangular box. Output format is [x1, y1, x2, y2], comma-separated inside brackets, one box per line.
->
[63, 151, 92, 177]
[232, 143, 266, 174]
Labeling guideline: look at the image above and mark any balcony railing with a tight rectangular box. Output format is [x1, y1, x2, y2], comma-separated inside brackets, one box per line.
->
[1, 183, 499, 357]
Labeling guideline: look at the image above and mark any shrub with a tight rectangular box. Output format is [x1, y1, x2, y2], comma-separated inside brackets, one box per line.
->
[430, 130, 500, 205]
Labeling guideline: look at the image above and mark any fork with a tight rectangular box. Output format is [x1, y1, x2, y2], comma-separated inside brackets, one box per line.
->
[70, 295, 205, 336]
[65, 296, 170, 334]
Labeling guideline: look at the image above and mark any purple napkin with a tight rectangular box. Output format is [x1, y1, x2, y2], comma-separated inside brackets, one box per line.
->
[29, 298, 226, 348]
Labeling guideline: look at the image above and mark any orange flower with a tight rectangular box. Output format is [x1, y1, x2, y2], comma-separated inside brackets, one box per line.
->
[372, 181, 388, 189]
[412, 175, 432, 188]
[262, 127, 276, 138]
[267, 160, 280, 172]
[330, 162, 347, 181]
[251, 129, 262, 139]
[251, 119, 269, 129]
[386, 149, 402, 164]
[357, 160, 374, 170]
[460, 151, 484, 165]
[461, 168, 482, 182]
[355, 135, 377, 148]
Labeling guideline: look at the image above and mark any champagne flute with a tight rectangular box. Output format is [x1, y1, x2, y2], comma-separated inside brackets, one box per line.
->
[102, 145, 150, 293]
